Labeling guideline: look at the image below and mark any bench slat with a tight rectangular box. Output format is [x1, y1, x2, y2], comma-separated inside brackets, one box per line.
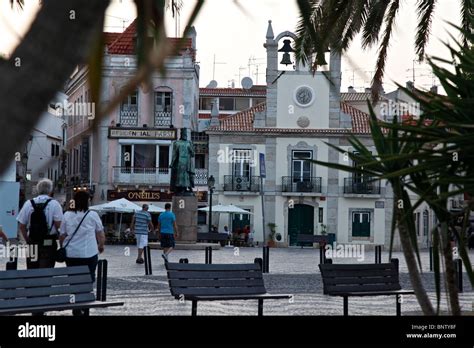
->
[187, 294, 292, 301]
[0, 266, 90, 280]
[166, 263, 261, 271]
[332, 290, 415, 297]
[0, 283, 93, 300]
[167, 271, 263, 280]
[325, 283, 402, 294]
[0, 274, 93, 290]
[172, 286, 267, 297]
[323, 276, 400, 286]
[169, 279, 264, 288]
[197, 233, 228, 241]
[321, 269, 397, 278]
[321, 263, 397, 271]
[0, 293, 96, 310]
[0, 301, 124, 316]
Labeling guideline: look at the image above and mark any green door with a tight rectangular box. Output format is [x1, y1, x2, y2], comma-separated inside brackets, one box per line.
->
[232, 212, 251, 234]
[352, 212, 370, 237]
[288, 204, 314, 246]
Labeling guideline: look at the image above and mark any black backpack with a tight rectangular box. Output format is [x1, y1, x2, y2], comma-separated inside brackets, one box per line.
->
[28, 199, 52, 243]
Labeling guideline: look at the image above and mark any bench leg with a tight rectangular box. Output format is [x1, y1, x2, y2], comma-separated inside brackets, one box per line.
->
[191, 300, 197, 316]
[396, 295, 401, 316]
[343, 296, 348, 316]
[258, 299, 264, 316]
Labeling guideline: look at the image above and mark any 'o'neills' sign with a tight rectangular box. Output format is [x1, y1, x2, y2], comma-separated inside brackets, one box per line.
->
[108, 127, 177, 140]
[107, 190, 207, 202]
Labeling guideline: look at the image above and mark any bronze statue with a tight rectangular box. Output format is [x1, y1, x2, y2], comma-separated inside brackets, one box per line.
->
[170, 128, 195, 195]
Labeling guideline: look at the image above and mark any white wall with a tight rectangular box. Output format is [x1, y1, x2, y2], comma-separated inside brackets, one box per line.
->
[276, 72, 329, 129]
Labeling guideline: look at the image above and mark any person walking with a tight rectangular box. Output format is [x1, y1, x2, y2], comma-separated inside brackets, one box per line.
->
[59, 191, 105, 316]
[157, 203, 178, 262]
[17, 179, 63, 269]
[130, 204, 153, 264]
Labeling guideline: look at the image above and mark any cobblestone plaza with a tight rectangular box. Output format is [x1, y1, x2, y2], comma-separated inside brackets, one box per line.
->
[4, 246, 472, 316]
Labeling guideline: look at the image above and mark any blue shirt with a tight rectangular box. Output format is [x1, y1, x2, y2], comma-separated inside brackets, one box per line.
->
[158, 211, 176, 234]
[134, 210, 151, 235]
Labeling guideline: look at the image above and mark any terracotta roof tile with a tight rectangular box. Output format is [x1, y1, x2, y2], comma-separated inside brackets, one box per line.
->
[208, 101, 373, 135]
[340, 101, 371, 133]
[199, 87, 266, 97]
[107, 19, 195, 59]
[104, 32, 120, 47]
[341, 92, 388, 102]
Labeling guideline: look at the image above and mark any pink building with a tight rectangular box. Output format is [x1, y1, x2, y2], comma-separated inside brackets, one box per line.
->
[64, 20, 205, 211]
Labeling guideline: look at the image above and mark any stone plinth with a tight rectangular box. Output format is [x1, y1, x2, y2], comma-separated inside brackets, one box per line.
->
[172, 195, 197, 243]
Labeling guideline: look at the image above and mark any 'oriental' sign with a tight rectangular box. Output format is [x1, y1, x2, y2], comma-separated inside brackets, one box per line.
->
[107, 190, 208, 202]
[108, 127, 177, 140]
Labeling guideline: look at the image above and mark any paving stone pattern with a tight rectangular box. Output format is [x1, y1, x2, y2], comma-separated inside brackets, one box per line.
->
[2, 246, 473, 316]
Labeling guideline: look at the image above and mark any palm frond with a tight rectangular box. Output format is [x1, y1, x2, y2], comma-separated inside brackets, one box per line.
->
[415, 0, 436, 60]
[371, 0, 401, 101]
[361, 0, 390, 49]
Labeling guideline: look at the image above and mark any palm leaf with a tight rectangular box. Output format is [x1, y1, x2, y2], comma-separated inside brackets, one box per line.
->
[415, 0, 436, 60]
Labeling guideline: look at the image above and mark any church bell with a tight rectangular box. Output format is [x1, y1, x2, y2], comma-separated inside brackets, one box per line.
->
[278, 39, 294, 66]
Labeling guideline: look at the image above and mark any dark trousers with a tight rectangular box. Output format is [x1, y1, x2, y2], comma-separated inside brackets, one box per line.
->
[26, 241, 57, 316]
[65, 254, 99, 282]
[26, 244, 57, 269]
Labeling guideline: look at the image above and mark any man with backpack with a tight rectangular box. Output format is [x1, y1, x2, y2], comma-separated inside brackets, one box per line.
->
[17, 179, 63, 269]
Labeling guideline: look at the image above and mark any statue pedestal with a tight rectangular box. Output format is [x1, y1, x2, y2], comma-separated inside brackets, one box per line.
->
[172, 195, 197, 244]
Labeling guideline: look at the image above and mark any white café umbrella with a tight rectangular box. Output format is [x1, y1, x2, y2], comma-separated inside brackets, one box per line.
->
[146, 204, 165, 213]
[198, 204, 253, 214]
[198, 204, 253, 246]
[89, 198, 141, 236]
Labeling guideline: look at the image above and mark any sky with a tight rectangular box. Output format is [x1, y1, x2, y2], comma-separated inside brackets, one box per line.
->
[0, 0, 463, 93]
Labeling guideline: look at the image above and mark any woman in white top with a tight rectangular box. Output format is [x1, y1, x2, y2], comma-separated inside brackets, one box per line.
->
[59, 191, 105, 283]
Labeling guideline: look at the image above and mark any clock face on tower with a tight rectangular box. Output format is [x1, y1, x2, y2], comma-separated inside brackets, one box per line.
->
[294, 86, 314, 107]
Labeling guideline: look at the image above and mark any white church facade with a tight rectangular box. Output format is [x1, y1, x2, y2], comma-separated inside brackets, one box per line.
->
[206, 21, 397, 249]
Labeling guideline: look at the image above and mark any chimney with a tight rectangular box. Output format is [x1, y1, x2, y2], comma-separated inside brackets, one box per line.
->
[430, 85, 438, 94]
[348, 86, 356, 93]
[406, 81, 414, 90]
[210, 98, 220, 127]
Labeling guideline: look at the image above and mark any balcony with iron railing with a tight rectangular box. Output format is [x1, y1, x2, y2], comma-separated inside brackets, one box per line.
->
[282, 177, 322, 193]
[223, 175, 260, 192]
[113, 167, 170, 185]
[194, 168, 208, 186]
[120, 105, 138, 126]
[344, 177, 381, 195]
[154, 111, 172, 127]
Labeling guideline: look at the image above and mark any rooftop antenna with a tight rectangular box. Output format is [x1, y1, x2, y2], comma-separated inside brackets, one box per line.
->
[212, 54, 226, 81]
[235, 66, 246, 87]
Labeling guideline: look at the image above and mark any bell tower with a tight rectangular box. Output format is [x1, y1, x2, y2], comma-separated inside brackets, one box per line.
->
[264, 20, 278, 127]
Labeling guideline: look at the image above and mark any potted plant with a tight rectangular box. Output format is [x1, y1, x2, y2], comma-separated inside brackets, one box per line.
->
[267, 223, 277, 247]
[319, 223, 328, 235]
[320, 223, 336, 245]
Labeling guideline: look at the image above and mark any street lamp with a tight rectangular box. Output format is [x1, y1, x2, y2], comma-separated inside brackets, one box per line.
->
[207, 175, 215, 233]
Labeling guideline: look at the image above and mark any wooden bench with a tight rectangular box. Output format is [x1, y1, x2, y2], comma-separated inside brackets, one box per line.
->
[0, 266, 124, 315]
[319, 259, 414, 316]
[297, 234, 329, 248]
[197, 232, 229, 243]
[165, 262, 291, 316]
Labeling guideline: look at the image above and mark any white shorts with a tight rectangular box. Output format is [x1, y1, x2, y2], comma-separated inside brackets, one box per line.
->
[136, 234, 148, 249]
